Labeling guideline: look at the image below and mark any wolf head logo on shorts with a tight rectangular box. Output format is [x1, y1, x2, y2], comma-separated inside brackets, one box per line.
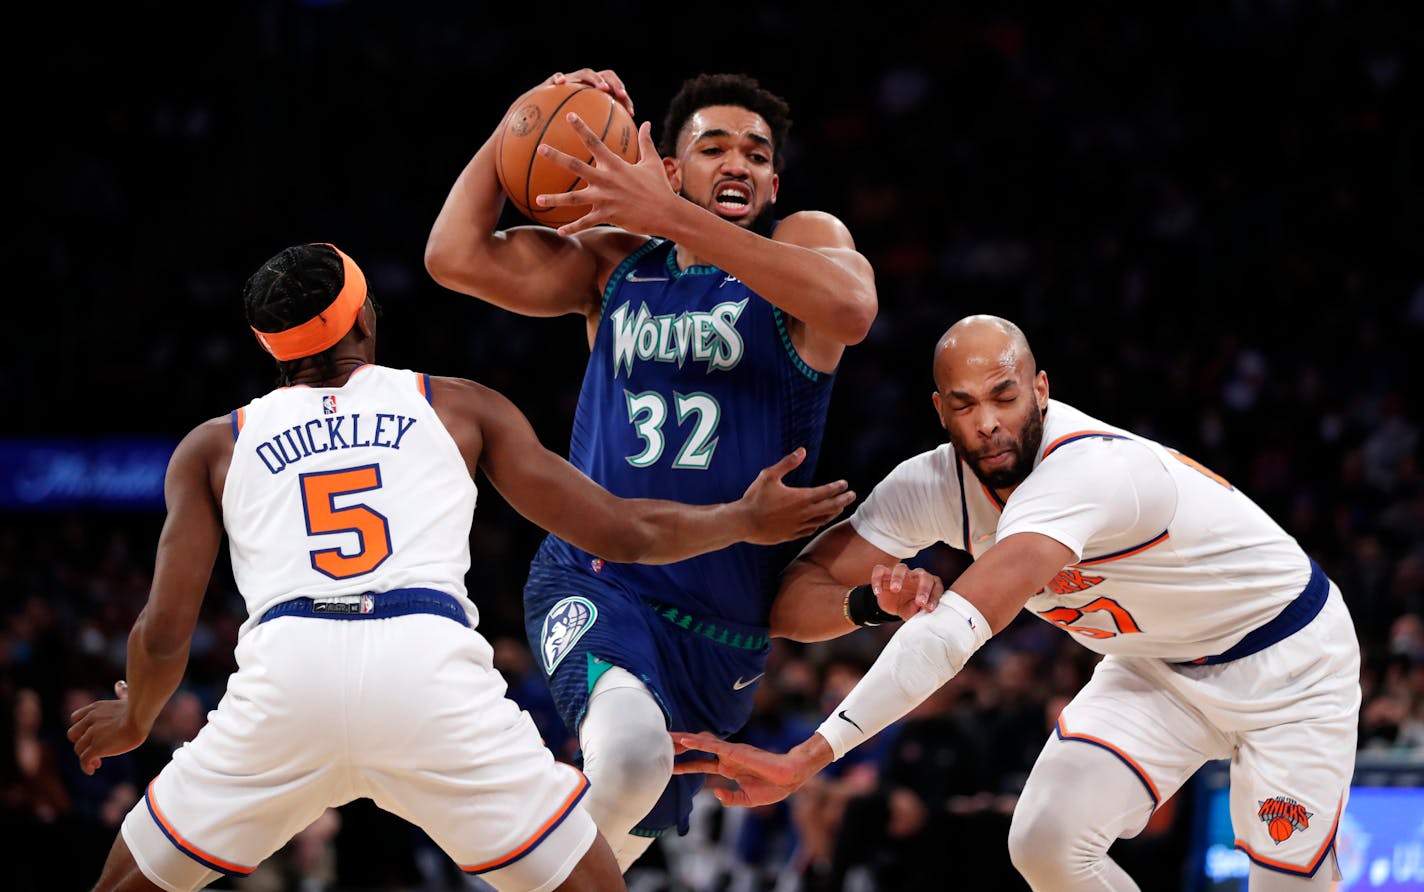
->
[1258, 795, 1313, 844]
[540, 596, 597, 675]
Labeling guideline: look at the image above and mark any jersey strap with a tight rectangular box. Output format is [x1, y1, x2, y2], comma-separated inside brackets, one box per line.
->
[257, 587, 468, 627]
[1177, 559, 1327, 666]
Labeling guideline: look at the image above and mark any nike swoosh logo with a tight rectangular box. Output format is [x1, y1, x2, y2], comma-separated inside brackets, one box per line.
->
[732, 673, 764, 691]
[837, 710, 863, 732]
[626, 272, 670, 282]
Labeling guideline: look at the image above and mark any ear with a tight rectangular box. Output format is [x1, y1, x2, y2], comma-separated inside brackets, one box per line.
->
[1035, 370, 1050, 412]
[355, 300, 377, 339]
[663, 156, 681, 193]
[931, 391, 948, 429]
[770, 172, 780, 204]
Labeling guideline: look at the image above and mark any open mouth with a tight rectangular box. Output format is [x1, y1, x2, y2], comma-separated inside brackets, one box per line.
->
[713, 182, 752, 217]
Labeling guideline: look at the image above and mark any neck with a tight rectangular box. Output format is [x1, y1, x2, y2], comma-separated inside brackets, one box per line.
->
[673, 243, 708, 271]
[288, 355, 371, 388]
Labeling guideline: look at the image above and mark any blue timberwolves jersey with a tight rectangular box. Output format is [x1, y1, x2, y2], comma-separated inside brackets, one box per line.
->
[536, 238, 835, 626]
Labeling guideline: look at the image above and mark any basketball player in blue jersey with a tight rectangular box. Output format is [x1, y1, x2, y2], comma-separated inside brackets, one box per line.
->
[426, 68, 878, 866]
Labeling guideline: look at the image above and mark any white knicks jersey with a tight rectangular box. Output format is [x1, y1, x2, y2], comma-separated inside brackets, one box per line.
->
[223, 365, 479, 636]
[850, 399, 1314, 661]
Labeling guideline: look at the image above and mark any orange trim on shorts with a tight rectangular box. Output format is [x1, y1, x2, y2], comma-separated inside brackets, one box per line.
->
[459, 770, 591, 874]
[251, 244, 366, 361]
[144, 781, 255, 876]
[1055, 716, 1161, 807]
[1234, 794, 1342, 877]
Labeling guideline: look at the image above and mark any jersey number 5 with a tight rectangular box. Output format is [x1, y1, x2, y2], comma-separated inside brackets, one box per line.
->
[299, 465, 392, 579]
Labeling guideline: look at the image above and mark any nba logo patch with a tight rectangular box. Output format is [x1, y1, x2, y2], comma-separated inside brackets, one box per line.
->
[360, 594, 375, 614]
[540, 596, 597, 675]
[323, 395, 338, 415]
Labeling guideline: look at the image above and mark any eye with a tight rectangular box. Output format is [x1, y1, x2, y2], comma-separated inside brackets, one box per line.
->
[751, 153, 770, 164]
[701, 146, 722, 156]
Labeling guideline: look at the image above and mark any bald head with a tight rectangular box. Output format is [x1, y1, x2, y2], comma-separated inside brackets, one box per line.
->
[933, 315, 1036, 393]
[930, 315, 1048, 493]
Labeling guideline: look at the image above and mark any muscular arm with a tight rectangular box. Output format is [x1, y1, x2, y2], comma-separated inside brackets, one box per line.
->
[657, 206, 877, 356]
[433, 377, 850, 564]
[424, 72, 644, 323]
[69, 418, 227, 773]
[769, 520, 904, 641]
[673, 530, 1075, 802]
[125, 420, 227, 729]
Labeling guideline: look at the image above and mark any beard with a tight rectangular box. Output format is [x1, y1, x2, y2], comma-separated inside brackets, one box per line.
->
[958, 404, 1046, 491]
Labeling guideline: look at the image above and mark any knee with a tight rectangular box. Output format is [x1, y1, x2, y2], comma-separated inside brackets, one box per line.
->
[1007, 801, 1081, 885]
[582, 718, 673, 787]
[595, 729, 672, 775]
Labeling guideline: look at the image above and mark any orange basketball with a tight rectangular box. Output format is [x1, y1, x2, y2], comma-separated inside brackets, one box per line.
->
[495, 82, 639, 225]
[1268, 816, 1294, 842]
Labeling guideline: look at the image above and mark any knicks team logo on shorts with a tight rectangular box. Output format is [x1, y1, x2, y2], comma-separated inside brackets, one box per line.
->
[540, 596, 597, 675]
[1258, 795, 1312, 844]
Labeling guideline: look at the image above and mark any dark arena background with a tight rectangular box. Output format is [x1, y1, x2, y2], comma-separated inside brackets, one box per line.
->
[4, 3, 1422, 890]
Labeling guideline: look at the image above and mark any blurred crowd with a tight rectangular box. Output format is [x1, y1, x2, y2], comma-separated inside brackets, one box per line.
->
[5, 1, 1422, 889]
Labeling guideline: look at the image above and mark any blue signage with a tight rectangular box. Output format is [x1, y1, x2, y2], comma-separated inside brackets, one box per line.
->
[0, 438, 177, 510]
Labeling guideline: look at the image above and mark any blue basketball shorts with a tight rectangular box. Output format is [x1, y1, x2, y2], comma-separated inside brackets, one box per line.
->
[523, 556, 771, 836]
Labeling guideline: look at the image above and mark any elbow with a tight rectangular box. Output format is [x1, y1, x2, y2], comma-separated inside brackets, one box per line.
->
[837, 295, 877, 346]
[423, 237, 460, 290]
[134, 609, 190, 660]
[847, 296, 878, 345]
[586, 521, 660, 566]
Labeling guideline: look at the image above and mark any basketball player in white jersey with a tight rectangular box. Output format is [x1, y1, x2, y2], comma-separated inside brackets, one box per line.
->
[65, 243, 855, 892]
[674, 315, 1361, 890]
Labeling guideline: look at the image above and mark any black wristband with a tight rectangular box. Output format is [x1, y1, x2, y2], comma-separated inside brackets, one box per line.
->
[845, 584, 902, 628]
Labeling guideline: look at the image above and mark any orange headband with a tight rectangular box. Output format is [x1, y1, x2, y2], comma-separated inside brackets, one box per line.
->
[251, 244, 368, 361]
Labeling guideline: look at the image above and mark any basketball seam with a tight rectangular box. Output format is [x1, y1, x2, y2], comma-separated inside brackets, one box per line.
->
[524, 87, 592, 222]
[550, 96, 617, 214]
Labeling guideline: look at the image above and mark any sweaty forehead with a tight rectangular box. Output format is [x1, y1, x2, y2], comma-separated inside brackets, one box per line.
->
[679, 106, 773, 151]
[936, 341, 1029, 393]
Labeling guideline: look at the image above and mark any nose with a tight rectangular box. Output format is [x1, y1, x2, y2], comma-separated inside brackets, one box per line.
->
[719, 153, 750, 177]
[973, 406, 1001, 438]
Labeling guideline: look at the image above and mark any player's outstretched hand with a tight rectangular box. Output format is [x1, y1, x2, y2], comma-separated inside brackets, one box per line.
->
[871, 561, 945, 619]
[67, 680, 147, 776]
[536, 117, 676, 237]
[737, 448, 854, 545]
[672, 731, 829, 807]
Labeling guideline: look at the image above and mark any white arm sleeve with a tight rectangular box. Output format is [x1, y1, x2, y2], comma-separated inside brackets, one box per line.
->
[815, 591, 990, 760]
[848, 445, 964, 558]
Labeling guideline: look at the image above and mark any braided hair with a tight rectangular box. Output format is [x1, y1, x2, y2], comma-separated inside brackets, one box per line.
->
[659, 73, 792, 172]
[242, 244, 376, 386]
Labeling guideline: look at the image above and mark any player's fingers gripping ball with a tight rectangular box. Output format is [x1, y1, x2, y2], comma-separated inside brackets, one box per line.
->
[496, 81, 639, 225]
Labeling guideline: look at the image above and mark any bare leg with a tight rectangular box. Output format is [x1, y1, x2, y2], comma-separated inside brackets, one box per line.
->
[92, 834, 165, 892]
[552, 832, 627, 892]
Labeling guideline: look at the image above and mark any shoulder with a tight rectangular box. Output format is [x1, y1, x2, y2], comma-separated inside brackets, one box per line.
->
[868, 444, 960, 499]
[770, 210, 857, 250]
[186, 415, 237, 455]
[168, 415, 235, 495]
[581, 227, 657, 269]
